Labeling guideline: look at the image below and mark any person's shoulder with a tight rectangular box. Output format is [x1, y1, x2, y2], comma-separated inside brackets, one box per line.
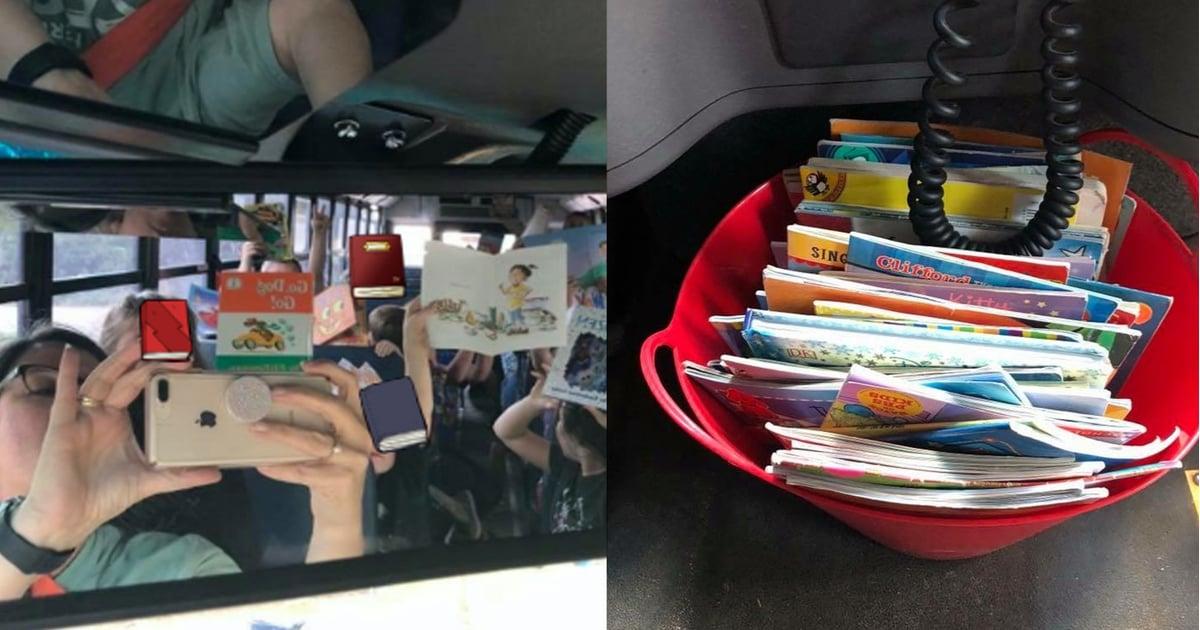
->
[80, 526, 239, 587]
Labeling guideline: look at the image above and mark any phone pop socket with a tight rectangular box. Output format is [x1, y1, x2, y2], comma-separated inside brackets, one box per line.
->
[225, 376, 273, 424]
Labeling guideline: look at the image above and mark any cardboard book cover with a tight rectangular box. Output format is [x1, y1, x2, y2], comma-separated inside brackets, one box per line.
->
[545, 307, 607, 410]
[313, 284, 362, 345]
[216, 272, 313, 371]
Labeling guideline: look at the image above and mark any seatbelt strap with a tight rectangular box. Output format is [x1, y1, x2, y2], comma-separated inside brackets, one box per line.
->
[81, 0, 192, 90]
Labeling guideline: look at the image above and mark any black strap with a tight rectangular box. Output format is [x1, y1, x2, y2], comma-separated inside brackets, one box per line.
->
[7, 42, 93, 88]
[0, 498, 74, 576]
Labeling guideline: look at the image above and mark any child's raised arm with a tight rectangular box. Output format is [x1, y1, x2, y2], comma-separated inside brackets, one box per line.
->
[402, 299, 438, 428]
[493, 360, 556, 472]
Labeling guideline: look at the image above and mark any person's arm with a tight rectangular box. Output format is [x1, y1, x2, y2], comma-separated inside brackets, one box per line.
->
[1, 345, 216, 601]
[446, 350, 477, 385]
[470, 353, 495, 384]
[0, 1, 109, 102]
[253, 360, 375, 563]
[309, 212, 330, 294]
[492, 362, 556, 473]
[238, 241, 266, 272]
[403, 299, 438, 428]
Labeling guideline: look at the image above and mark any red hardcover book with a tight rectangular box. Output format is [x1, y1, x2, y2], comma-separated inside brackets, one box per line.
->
[140, 299, 193, 361]
[349, 235, 406, 299]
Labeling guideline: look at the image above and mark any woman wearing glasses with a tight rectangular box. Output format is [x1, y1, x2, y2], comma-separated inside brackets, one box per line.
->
[0, 326, 374, 600]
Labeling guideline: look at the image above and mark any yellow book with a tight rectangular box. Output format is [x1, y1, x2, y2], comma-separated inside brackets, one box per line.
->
[786, 225, 849, 271]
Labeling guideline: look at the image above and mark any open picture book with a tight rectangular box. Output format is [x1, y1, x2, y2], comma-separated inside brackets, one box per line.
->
[421, 241, 568, 354]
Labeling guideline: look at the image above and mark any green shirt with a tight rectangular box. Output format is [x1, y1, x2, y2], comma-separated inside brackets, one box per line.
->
[55, 524, 238, 592]
[576, 262, 607, 289]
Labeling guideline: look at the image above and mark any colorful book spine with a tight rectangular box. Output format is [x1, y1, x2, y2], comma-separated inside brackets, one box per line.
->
[786, 225, 848, 271]
[1065, 278, 1173, 392]
[793, 202, 1108, 276]
[797, 164, 1059, 225]
[845, 232, 1118, 322]
[818, 273, 1088, 319]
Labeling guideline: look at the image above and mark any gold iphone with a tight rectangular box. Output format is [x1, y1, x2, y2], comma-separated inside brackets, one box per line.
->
[146, 371, 334, 468]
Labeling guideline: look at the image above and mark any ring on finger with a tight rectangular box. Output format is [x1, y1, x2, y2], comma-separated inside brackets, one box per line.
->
[327, 434, 342, 459]
[78, 395, 102, 409]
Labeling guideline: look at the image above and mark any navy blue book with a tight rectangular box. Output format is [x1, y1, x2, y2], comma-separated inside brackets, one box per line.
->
[359, 377, 427, 452]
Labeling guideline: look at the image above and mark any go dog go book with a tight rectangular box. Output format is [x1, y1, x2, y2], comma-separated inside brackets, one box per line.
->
[216, 272, 314, 371]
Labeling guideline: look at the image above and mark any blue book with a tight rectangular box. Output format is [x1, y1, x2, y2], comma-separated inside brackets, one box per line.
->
[1065, 278, 1173, 392]
[845, 232, 1119, 322]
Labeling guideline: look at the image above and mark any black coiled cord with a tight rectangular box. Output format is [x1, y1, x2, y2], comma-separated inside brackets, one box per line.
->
[907, 0, 1084, 255]
[525, 109, 597, 166]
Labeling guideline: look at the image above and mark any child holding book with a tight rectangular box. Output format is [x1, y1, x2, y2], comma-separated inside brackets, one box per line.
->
[492, 360, 606, 534]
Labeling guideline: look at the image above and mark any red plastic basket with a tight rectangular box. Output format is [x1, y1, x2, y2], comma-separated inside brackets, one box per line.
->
[640, 169, 1199, 559]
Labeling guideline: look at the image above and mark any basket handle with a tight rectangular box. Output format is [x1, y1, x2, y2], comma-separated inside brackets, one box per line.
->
[1079, 128, 1199, 208]
[640, 330, 766, 475]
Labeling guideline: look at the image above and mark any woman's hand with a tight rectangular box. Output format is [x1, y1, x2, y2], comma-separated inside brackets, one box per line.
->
[12, 345, 218, 553]
[250, 360, 372, 562]
[373, 339, 401, 359]
[312, 211, 331, 235]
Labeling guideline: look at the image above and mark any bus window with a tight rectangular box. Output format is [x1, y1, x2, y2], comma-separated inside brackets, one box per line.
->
[159, 273, 208, 299]
[52, 283, 140, 340]
[159, 237, 206, 270]
[393, 224, 433, 267]
[52, 233, 137, 280]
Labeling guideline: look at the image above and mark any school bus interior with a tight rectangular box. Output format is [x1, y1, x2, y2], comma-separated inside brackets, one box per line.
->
[0, 186, 606, 627]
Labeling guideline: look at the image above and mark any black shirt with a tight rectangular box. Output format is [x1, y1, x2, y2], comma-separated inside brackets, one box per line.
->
[543, 445, 606, 534]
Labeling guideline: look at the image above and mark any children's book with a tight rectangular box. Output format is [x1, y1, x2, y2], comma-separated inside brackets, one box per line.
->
[742, 309, 1113, 387]
[786, 225, 849, 272]
[421, 241, 567, 354]
[796, 158, 1107, 228]
[683, 361, 840, 427]
[349, 234, 406, 299]
[817, 271, 1088, 319]
[827, 119, 1133, 234]
[890, 419, 1178, 465]
[845, 233, 1119, 322]
[1018, 385, 1111, 416]
[795, 201, 1108, 276]
[929, 248, 1070, 283]
[187, 283, 219, 340]
[215, 272, 313, 372]
[709, 315, 751, 355]
[1064, 278, 1173, 392]
[545, 307, 607, 410]
[763, 266, 1141, 372]
[767, 467, 1107, 513]
[720, 355, 1063, 384]
[764, 265, 1026, 327]
[816, 139, 1044, 169]
[523, 225, 607, 307]
[221, 202, 292, 261]
[755, 290, 768, 309]
[313, 284, 361, 345]
[139, 299, 193, 361]
[766, 424, 1102, 488]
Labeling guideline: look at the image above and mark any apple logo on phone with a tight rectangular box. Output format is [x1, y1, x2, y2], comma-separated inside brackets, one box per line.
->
[196, 411, 217, 428]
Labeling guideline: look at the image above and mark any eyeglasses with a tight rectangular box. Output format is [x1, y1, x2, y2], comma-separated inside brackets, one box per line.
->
[0, 365, 84, 397]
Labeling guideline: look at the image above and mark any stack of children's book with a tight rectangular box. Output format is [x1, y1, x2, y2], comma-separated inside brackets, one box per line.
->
[687, 124, 1182, 514]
